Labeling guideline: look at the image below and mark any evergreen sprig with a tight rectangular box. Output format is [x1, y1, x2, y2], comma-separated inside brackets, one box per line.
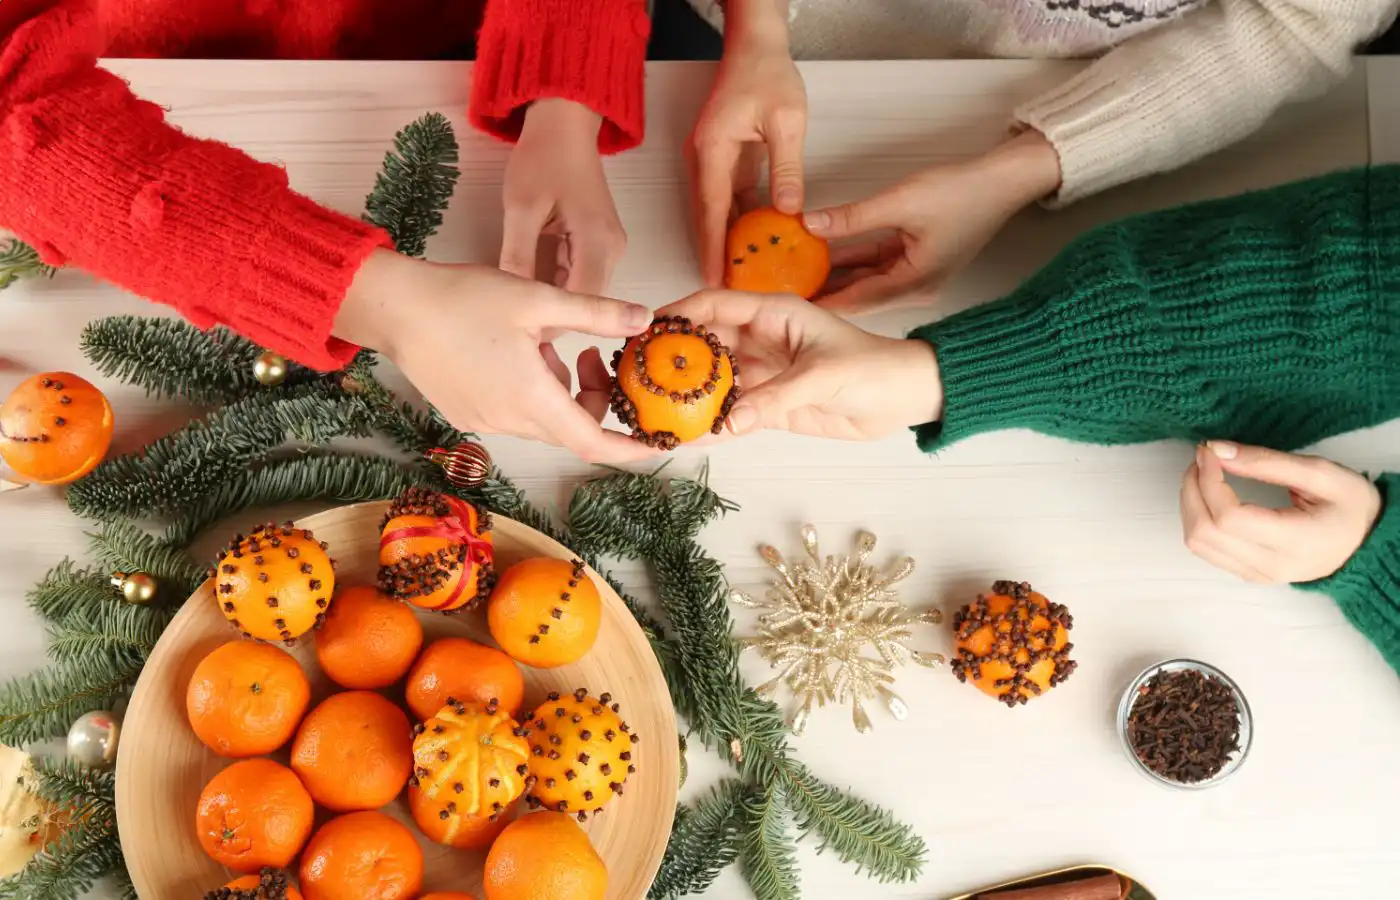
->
[362, 111, 460, 257]
[0, 663, 135, 746]
[87, 520, 204, 595]
[26, 562, 114, 627]
[649, 780, 757, 900]
[740, 786, 801, 900]
[29, 757, 117, 823]
[0, 237, 56, 291]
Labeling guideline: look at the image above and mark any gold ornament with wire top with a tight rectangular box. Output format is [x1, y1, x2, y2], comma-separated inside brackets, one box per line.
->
[111, 571, 158, 605]
[252, 351, 288, 387]
[730, 524, 943, 735]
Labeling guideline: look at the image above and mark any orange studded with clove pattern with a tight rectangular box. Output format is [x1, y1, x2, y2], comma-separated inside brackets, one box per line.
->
[407, 781, 512, 850]
[724, 207, 831, 299]
[488, 557, 602, 669]
[379, 487, 495, 613]
[520, 688, 639, 821]
[410, 698, 530, 822]
[950, 580, 1077, 708]
[0, 371, 114, 485]
[608, 316, 740, 450]
[211, 523, 335, 645]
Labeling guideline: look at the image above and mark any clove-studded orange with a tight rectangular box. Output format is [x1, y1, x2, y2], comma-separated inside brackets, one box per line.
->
[0, 372, 114, 484]
[521, 688, 638, 820]
[951, 580, 1077, 708]
[410, 698, 531, 822]
[408, 781, 512, 850]
[210, 869, 305, 900]
[487, 557, 601, 669]
[212, 524, 335, 645]
[608, 316, 740, 450]
[379, 487, 495, 613]
[724, 207, 831, 300]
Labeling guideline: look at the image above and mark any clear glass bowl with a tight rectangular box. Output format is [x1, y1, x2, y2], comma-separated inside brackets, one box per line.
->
[1116, 658, 1253, 790]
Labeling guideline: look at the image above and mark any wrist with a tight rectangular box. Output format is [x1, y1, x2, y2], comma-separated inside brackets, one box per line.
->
[977, 128, 1063, 209]
[893, 337, 944, 427]
[334, 248, 419, 358]
[724, 0, 790, 55]
[524, 98, 604, 144]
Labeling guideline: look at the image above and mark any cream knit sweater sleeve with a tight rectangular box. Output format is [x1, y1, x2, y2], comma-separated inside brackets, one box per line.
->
[1014, 0, 1398, 206]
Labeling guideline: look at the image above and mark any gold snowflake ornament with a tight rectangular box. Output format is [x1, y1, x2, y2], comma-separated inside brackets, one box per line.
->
[730, 525, 944, 735]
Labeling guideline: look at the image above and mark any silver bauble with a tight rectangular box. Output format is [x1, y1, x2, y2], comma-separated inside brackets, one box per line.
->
[66, 710, 120, 769]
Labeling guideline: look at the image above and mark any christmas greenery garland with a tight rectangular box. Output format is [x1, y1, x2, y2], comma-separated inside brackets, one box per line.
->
[0, 113, 925, 900]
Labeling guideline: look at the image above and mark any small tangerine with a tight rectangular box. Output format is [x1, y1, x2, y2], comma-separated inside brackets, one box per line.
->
[403, 637, 525, 722]
[608, 315, 740, 449]
[314, 584, 423, 689]
[298, 811, 424, 900]
[194, 759, 314, 874]
[212, 523, 335, 645]
[0, 372, 113, 484]
[724, 207, 831, 299]
[290, 691, 413, 812]
[186, 640, 310, 758]
[483, 812, 608, 900]
[487, 557, 601, 669]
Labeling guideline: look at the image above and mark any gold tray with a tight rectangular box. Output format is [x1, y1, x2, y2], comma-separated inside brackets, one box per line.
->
[944, 864, 1155, 900]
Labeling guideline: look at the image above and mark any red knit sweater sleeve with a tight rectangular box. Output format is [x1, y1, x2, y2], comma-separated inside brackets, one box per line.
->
[0, 1, 391, 371]
[470, 0, 651, 155]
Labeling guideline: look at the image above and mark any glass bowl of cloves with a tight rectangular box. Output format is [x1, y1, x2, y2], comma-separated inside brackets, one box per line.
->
[1116, 658, 1253, 789]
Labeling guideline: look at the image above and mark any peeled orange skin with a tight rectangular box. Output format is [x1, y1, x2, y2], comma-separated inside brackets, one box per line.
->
[488, 557, 601, 669]
[724, 207, 831, 300]
[195, 759, 314, 874]
[0, 372, 113, 484]
[608, 316, 740, 450]
[186, 640, 311, 758]
[483, 812, 607, 900]
[950, 580, 1076, 708]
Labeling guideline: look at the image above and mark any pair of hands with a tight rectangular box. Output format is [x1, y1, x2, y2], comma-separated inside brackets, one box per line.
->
[688, 12, 1062, 313]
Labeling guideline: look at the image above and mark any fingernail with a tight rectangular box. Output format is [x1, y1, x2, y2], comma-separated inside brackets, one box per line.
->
[1207, 440, 1238, 460]
[728, 405, 757, 434]
[776, 188, 800, 212]
[803, 211, 829, 233]
[623, 303, 651, 329]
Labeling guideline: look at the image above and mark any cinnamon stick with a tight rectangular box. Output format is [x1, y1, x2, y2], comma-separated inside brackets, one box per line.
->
[976, 872, 1123, 900]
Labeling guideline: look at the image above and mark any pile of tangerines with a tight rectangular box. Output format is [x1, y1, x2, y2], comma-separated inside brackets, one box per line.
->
[186, 487, 635, 900]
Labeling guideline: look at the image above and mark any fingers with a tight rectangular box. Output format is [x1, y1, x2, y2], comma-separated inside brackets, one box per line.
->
[575, 347, 613, 423]
[812, 271, 912, 315]
[803, 189, 903, 241]
[530, 289, 652, 339]
[766, 108, 806, 214]
[690, 133, 743, 288]
[500, 201, 552, 280]
[539, 343, 571, 392]
[532, 382, 659, 464]
[1179, 462, 1277, 583]
[561, 227, 627, 297]
[658, 289, 772, 329]
[725, 365, 831, 436]
[1205, 440, 1346, 500]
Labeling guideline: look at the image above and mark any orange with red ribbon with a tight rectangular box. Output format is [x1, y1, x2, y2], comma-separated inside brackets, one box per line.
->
[377, 488, 495, 613]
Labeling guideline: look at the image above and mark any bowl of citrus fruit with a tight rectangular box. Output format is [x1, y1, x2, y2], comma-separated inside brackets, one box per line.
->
[115, 488, 678, 899]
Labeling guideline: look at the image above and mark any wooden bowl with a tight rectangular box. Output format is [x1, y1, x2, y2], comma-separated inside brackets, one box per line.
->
[116, 501, 678, 898]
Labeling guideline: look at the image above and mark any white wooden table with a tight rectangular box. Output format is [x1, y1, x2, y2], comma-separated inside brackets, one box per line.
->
[3, 59, 1399, 900]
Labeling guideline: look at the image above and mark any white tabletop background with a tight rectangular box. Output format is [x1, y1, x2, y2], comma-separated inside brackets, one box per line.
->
[2, 59, 1399, 899]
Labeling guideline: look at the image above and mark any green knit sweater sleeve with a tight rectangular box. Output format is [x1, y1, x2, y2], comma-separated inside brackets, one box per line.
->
[1299, 474, 1400, 674]
[909, 166, 1400, 452]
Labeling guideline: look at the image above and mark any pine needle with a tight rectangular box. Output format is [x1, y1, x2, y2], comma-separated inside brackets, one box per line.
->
[779, 762, 926, 882]
[87, 520, 204, 594]
[30, 757, 117, 823]
[740, 786, 800, 900]
[0, 662, 135, 746]
[47, 602, 170, 672]
[0, 238, 56, 291]
[26, 562, 115, 626]
[362, 111, 461, 257]
[0, 828, 122, 900]
[649, 780, 757, 900]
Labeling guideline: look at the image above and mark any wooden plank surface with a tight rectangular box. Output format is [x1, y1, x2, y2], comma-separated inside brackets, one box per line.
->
[0, 60, 1389, 899]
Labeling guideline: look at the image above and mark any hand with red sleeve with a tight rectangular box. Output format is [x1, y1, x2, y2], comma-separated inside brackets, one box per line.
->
[471, 0, 651, 294]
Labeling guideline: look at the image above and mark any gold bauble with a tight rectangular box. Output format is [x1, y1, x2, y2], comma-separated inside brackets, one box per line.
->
[252, 351, 288, 387]
[110, 571, 158, 605]
[425, 442, 491, 489]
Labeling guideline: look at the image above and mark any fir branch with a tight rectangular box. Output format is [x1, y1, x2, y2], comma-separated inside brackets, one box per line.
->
[81, 318, 321, 405]
[30, 757, 117, 824]
[739, 786, 800, 900]
[47, 602, 169, 672]
[164, 454, 431, 548]
[66, 384, 377, 521]
[87, 521, 204, 595]
[26, 562, 115, 626]
[342, 357, 466, 454]
[0, 662, 135, 746]
[778, 762, 926, 883]
[0, 238, 56, 291]
[362, 111, 461, 257]
[0, 827, 123, 900]
[649, 780, 757, 900]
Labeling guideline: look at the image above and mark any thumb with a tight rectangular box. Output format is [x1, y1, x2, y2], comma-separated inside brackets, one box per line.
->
[803, 191, 903, 240]
[766, 110, 807, 215]
[533, 290, 653, 339]
[726, 368, 828, 435]
[1206, 440, 1343, 499]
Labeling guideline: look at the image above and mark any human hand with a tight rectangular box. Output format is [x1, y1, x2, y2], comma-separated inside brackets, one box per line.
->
[804, 129, 1062, 315]
[657, 289, 942, 441]
[335, 249, 658, 463]
[501, 99, 627, 294]
[1180, 441, 1381, 583]
[689, 4, 806, 287]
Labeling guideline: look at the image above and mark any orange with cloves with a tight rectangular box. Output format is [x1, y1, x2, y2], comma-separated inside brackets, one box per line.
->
[724, 207, 831, 299]
[609, 316, 739, 450]
[0, 372, 113, 484]
[520, 688, 638, 821]
[213, 524, 335, 645]
[951, 580, 1076, 708]
[379, 487, 495, 612]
